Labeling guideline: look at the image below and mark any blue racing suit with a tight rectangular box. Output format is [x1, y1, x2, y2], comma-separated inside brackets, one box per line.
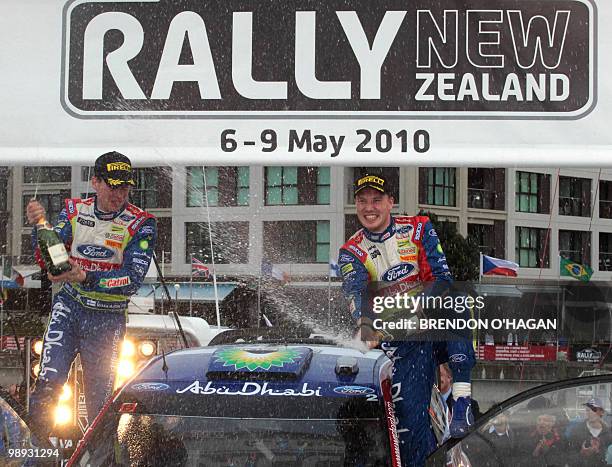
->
[30, 196, 156, 432]
[339, 216, 475, 467]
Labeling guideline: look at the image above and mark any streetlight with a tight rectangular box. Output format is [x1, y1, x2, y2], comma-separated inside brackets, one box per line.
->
[174, 283, 180, 315]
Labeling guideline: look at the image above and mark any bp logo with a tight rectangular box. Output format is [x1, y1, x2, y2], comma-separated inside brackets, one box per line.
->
[215, 348, 301, 371]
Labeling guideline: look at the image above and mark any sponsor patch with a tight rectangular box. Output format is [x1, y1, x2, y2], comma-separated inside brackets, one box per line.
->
[105, 232, 124, 241]
[398, 246, 416, 255]
[77, 217, 95, 227]
[67, 200, 75, 215]
[436, 244, 444, 254]
[100, 276, 131, 288]
[111, 224, 126, 232]
[348, 244, 365, 258]
[132, 257, 148, 266]
[140, 225, 154, 235]
[449, 354, 467, 363]
[381, 231, 391, 241]
[399, 255, 418, 262]
[382, 264, 416, 282]
[105, 239, 123, 249]
[56, 222, 66, 229]
[341, 263, 354, 274]
[77, 244, 114, 259]
[414, 223, 423, 240]
[119, 214, 135, 222]
[368, 246, 381, 259]
[139, 239, 149, 250]
[333, 386, 375, 396]
[396, 225, 413, 239]
[429, 228, 437, 237]
[176, 380, 322, 397]
[339, 254, 355, 263]
[131, 382, 169, 392]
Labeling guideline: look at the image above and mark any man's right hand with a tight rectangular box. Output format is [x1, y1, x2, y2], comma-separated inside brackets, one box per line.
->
[26, 199, 46, 225]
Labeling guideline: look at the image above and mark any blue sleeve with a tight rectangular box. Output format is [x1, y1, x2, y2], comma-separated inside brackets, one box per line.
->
[338, 249, 370, 320]
[421, 219, 453, 283]
[31, 207, 74, 268]
[81, 218, 157, 296]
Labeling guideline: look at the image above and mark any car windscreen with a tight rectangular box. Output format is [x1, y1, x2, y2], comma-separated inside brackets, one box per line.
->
[71, 393, 391, 466]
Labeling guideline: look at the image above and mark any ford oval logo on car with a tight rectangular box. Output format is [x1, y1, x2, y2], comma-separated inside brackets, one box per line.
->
[382, 264, 415, 282]
[333, 386, 375, 396]
[77, 244, 115, 259]
[131, 382, 170, 391]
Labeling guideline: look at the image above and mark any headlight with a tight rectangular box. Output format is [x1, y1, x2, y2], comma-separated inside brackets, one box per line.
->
[59, 384, 72, 402]
[54, 404, 72, 426]
[117, 359, 135, 379]
[120, 339, 136, 358]
[32, 338, 43, 357]
[32, 361, 40, 378]
[138, 340, 156, 357]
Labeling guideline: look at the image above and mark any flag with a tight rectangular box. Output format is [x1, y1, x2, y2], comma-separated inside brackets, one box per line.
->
[262, 314, 273, 327]
[329, 261, 341, 278]
[191, 256, 210, 278]
[261, 261, 289, 282]
[560, 256, 592, 282]
[481, 255, 519, 277]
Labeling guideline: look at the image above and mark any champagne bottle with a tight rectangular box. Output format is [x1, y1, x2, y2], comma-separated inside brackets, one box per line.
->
[36, 217, 71, 276]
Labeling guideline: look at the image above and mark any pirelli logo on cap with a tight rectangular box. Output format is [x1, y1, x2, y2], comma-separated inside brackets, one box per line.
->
[107, 162, 131, 172]
[358, 176, 384, 187]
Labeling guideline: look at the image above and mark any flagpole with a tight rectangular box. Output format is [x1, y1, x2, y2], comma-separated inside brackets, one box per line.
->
[257, 272, 262, 328]
[160, 251, 164, 315]
[202, 167, 221, 328]
[479, 252, 483, 284]
[327, 268, 332, 327]
[0, 255, 4, 349]
[189, 255, 194, 317]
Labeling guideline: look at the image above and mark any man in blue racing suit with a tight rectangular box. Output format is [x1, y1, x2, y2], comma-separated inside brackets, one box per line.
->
[26, 152, 157, 434]
[339, 174, 475, 466]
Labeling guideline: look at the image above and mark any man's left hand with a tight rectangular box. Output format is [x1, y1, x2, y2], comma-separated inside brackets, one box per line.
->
[48, 258, 86, 283]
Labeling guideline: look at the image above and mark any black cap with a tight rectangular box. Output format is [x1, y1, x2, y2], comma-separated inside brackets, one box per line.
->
[94, 151, 135, 187]
[354, 173, 388, 196]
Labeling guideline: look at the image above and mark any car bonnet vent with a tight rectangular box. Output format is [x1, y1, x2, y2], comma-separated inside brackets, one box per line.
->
[335, 356, 359, 376]
[207, 346, 313, 381]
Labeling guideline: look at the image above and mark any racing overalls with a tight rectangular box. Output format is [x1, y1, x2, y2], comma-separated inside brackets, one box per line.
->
[30, 196, 156, 430]
[339, 215, 475, 467]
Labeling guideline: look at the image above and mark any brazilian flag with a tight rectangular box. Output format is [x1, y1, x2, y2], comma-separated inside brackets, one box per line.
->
[560, 256, 593, 282]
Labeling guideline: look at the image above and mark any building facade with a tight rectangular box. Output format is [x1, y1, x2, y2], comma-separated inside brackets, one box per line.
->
[2, 165, 612, 282]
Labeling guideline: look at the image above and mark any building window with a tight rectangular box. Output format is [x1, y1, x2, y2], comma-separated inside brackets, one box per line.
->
[185, 222, 249, 264]
[155, 217, 172, 263]
[468, 224, 495, 256]
[130, 167, 172, 209]
[559, 176, 590, 217]
[559, 230, 590, 265]
[0, 167, 9, 213]
[515, 171, 550, 214]
[316, 167, 331, 204]
[187, 167, 249, 207]
[599, 233, 612, 271]
[265, 167, 329, 206]
[344, 214, 362, 241]
[263, 221, 330, 263]
[515, 226, 549, 268]
[600, 180, 612, 219]
[351, 168, 400, 202]
[468, 168, 505, 210]
[81, 166, 94, 182]
[23, 167, 71, 184]
[419, 168, 456, 206]
[22, 190, 72, 227]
